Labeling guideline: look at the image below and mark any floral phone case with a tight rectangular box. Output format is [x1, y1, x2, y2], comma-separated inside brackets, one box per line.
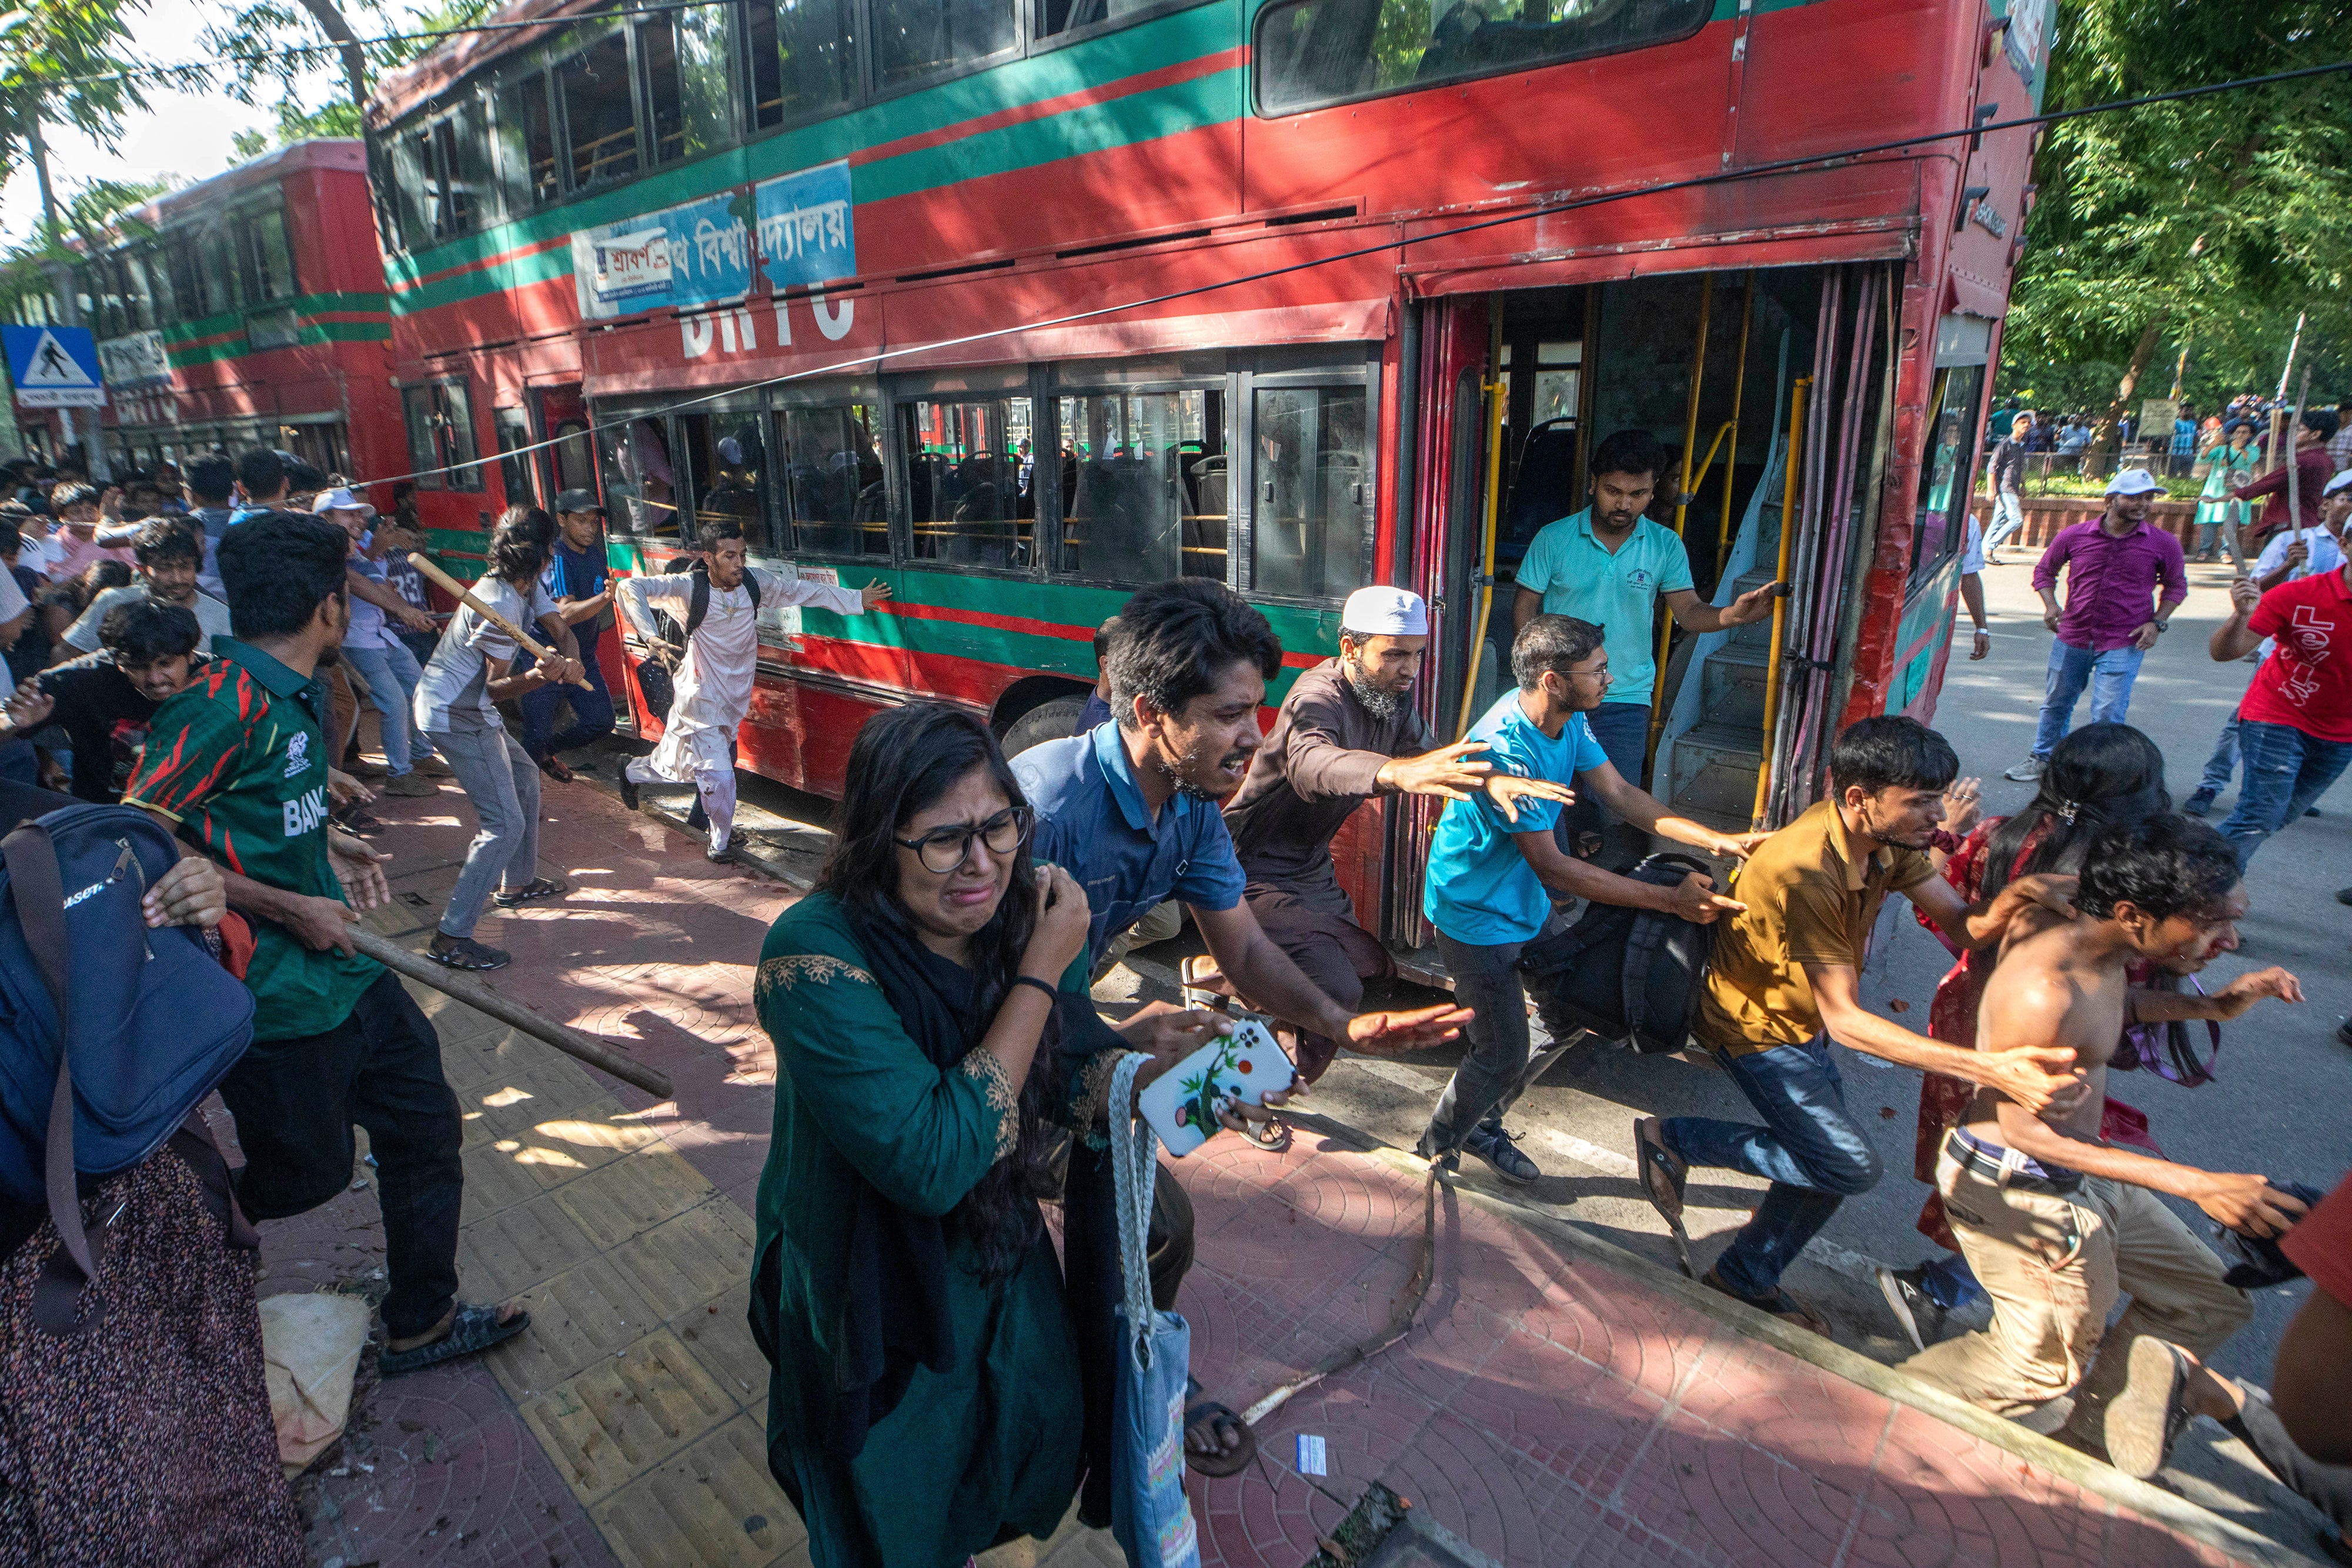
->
[1135, 1018, 1298, 1156]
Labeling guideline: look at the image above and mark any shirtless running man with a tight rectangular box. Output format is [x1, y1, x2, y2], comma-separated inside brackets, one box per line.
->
[1905, 812, 2307, 1478]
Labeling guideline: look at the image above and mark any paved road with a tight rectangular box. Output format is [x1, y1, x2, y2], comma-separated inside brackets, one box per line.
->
[582, 552, 2348, 1556]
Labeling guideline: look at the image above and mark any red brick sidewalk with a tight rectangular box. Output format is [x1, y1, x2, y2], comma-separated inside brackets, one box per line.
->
[250, 778, 2291, 1568]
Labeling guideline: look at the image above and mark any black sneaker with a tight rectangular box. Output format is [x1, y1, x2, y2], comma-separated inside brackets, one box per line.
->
[2336, 887, 2352, 907]
[1462, 1120, 1539, 1186]
[1875, 1265, 1949, 1354]
[617, 770, 640, 811]
[2182, 788, 2216, 818]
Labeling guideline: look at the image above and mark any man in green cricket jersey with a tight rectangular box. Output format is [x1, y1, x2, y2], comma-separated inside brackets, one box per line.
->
[125, 512, 528, 1375]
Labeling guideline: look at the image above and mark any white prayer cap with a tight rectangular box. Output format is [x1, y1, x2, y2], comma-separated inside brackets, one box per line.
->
[2324, 468, 2352, 498]
[1341, 586, 1429, 637]
[2106, 468, 2162, 497]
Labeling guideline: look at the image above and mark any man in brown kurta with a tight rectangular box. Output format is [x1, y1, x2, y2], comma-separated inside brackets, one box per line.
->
[1218, 587, 1569, 1079]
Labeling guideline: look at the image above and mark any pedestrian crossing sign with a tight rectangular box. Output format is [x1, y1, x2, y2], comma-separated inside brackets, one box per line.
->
[2, 325, 108, 408]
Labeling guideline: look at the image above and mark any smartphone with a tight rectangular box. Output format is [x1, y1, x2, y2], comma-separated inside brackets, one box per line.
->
[1135, 1017, 1298, 1156]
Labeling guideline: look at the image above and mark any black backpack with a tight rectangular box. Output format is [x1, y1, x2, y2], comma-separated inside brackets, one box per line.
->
[1515, 852, 1718, 1055]
[636, 559, 761, 716]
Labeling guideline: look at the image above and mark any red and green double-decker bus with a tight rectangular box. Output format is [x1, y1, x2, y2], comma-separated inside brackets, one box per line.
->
[12, 140, 401, 485]
[369, 0, 2047, 937]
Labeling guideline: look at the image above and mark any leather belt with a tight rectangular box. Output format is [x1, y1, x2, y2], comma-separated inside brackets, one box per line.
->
[1947, 1129, 2084, 1197]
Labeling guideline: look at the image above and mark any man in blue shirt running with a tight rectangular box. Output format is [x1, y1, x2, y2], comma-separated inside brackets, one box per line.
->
[1418, 614, 1760, 1185]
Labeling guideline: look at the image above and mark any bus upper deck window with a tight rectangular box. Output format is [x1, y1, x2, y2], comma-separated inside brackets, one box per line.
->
[641, 8, 734, 163]
[874, 0, 1017, 90]
[436, 96, 496, 235]
[559, 33, 640, 189]
[1254, 0, 1710, 115]
[749, 0, 858, 129]
[497, 72, 561, 208]
[240, 209, 296, 302]
[1037, 0, 1161, 37]
[1252, 385, 1369, 603]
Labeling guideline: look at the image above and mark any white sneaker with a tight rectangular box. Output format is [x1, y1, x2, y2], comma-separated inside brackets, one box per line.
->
[2003, 756, 2045, 783]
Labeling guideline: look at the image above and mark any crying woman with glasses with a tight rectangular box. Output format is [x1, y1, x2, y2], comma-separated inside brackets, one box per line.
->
[747, 701, 1261, 1568]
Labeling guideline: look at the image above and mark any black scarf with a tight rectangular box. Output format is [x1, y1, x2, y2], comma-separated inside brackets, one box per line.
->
[826, 901, 1124, 1457]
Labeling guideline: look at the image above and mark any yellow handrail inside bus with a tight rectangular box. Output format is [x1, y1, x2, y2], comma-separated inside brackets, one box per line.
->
[1454, 303, 1508, 741]
[1752, 374, 1810, 831]
[1718, 273, 1756, 561]
[1651, 273, 1714, 771]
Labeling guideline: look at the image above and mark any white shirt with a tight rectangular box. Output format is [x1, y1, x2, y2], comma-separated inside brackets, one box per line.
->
[62, 583, 233, 657]
[616, 566, 863, 771]
[412, 577, 559, 733]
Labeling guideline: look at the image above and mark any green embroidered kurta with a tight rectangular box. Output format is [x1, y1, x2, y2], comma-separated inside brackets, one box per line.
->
[750, 892, 1117, 1568]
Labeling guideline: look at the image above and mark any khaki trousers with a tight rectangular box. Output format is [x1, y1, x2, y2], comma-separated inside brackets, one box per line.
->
[1905, 1142, 2251, 1417]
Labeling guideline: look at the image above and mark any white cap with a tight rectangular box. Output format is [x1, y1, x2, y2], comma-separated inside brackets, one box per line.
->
[1341, 586, 1429, 637]
[313, 486, 376, 519]
[2325, 469, 2352, 498]
[2106, 469, 2162, 497]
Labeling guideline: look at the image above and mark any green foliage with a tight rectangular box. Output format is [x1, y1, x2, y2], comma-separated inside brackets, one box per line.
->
[2000, 0, 2352, 417]
[200, 0, 503, 114]
[0, 0, 184, 193]
[228, 92, 363, 159]
[0, 172, 171, 321]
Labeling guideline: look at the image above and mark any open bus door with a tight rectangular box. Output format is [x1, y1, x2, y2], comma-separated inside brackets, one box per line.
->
[1387, 264, 1905, 961]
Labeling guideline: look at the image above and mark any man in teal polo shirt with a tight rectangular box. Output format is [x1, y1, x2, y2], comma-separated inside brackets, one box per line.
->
[1418, 614, 1757, 1185]
[126, 511, 527, 1378]
[1514, 429, 1784, 843]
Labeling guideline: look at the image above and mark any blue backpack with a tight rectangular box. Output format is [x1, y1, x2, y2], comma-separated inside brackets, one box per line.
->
[0, 805, 256, 1329]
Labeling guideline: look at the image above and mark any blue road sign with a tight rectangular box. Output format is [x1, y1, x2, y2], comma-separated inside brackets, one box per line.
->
[3, 324, 107, 409]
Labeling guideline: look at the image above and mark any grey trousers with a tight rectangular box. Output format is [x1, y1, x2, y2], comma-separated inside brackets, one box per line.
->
[429, 724, 541, 940]
[1417, 930, 1529, 1158]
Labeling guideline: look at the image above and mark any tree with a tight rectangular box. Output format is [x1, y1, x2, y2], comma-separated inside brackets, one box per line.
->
[229, 94, 363, 160]
[0, 173, 172, 324]
[2000, 0, 2352, 463]
[199, 0, 502, 123]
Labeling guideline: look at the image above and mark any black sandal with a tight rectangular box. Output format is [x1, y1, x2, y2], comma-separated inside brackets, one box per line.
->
[427, 934, 510, 971]
[378, 1302, 530, 1378]
[1635, 1116, 1694, 1278]
[1184, 1376, 1257, 1479]
[492, 876, 570, 909]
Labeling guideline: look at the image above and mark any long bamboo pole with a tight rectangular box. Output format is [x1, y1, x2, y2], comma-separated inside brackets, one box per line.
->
[1752, 376, 1809, 831]
[349, 927, 674, 1099]
[2287, 363, 2312, 570]
[407, 552, 593, 688]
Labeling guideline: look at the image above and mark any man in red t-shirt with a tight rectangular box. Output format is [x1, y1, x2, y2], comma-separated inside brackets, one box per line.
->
[2207, 548, 2352, 868]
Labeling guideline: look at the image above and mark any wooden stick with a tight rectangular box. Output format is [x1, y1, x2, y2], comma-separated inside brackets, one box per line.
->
[2287, 363, 2312, 570]
[347, 927, 674, 1099]
[405, 551, 592, 689]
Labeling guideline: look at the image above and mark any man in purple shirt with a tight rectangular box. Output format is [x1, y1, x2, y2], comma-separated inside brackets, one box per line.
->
[2003, 469, 2188, 782]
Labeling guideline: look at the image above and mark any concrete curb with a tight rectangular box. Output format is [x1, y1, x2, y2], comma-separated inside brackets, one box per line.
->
[1284, 1113, 2323, 1568]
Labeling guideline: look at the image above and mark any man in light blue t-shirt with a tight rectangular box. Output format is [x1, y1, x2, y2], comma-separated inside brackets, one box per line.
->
[1419, 614, 1761, 1185]
[1513, 429, 1785, 825]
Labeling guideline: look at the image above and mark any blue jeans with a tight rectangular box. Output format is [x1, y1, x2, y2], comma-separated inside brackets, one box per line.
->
[2214, 720, 2352, 869]
[520, 628, 616, 760]
[1661, 1032, 1882, 1299]
[2196, 713, 2241, 798]
[341, 639, 430, 775]
[2030, 640, 2143, 758]
[1557, 699, 1652, 850]
[1983, 492, 2025, 556]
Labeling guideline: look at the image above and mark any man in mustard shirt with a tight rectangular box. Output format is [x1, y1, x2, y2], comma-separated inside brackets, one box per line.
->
[1632, 717, 2084, 1333]
[1514, 429, 1783, 847]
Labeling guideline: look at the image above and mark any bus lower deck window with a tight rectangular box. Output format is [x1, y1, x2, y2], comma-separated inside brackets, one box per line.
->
[1055, 390, 1227, 585]
[779, 404, 887, 557]
[903, 399, 1033, 570]
[1252, 385, 1369, 603]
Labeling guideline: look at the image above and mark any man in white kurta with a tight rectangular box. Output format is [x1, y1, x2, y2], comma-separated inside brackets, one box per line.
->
[616, 524, 887, 859]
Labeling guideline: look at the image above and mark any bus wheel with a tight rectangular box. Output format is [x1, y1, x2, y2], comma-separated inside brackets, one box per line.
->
[1000, 695, 1089, 757]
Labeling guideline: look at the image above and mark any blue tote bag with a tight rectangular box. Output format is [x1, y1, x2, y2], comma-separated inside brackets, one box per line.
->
[1108, 1052, 1201, 1568]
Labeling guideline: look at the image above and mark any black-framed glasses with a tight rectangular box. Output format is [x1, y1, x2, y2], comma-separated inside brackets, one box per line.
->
[895, 806, 1033, 874]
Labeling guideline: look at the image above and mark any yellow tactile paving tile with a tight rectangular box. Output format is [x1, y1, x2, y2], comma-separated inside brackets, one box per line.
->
[590, 1414, 811, 1568]
[460, 1135, 561, 1221]
[457, 1063, 612, 1148]
[485, 1252, 669, 1396]
[553, 1144, 724, 1251]
[673, 1280, 767, 1418]
[604, 1198, 758, 1322]
[454, 1187, 601, 1302]
[518, 1329, 738, 1506]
